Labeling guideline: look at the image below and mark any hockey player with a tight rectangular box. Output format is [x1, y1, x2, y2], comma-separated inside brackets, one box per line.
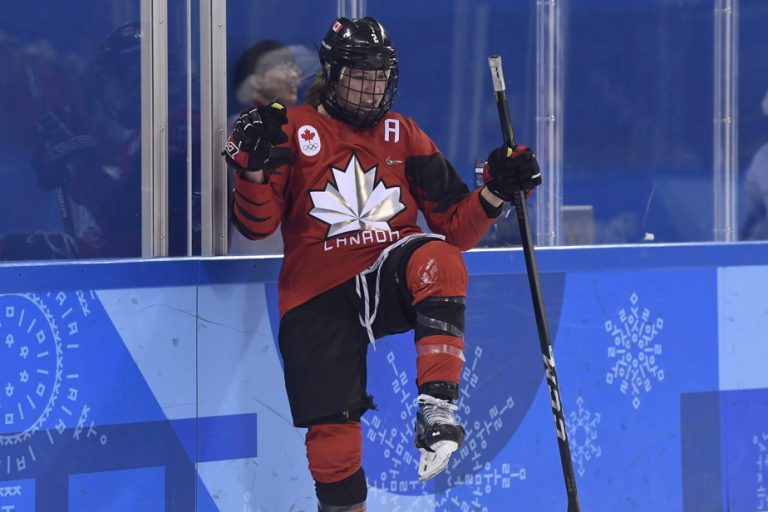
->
[224, 16, 541, 512]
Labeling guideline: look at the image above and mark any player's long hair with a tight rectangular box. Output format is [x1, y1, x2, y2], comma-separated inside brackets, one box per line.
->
[303, 74, 325, 108]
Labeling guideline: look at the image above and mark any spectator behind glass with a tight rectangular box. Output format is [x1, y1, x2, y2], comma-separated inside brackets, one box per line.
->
[232, 40, 301, 111]
[0, 22, 197, 261]
[741, 86, 768, 240]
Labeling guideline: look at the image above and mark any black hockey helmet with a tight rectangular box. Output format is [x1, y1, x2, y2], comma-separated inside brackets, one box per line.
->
[318, 17, 398, 128]
[93, 22, 142, 128]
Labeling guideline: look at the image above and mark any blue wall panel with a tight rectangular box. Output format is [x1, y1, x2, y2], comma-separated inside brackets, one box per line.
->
[0, 243, 767, 510]
[554, 269, 718, 511]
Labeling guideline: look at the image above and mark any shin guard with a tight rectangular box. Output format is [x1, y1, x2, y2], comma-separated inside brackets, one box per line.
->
[406, 241, 467, 389]
[406, 241, 467, 388]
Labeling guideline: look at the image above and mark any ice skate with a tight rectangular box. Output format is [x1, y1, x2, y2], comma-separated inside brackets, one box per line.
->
[414, 394, 465, 481]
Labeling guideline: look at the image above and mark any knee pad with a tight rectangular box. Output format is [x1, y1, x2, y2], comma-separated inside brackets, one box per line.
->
[405, 240, 467, 305]
[305, 422, 362, 484]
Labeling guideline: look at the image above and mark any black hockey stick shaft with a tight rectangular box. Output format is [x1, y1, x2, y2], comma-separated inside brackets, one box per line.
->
[487, 55, 580, 512]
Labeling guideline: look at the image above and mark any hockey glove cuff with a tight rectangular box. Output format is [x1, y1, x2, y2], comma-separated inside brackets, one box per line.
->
[223, 102, 291, 173]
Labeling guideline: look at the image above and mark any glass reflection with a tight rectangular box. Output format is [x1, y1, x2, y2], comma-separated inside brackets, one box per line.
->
[0, 14, 145, 260]
[738, 1, 768, 241]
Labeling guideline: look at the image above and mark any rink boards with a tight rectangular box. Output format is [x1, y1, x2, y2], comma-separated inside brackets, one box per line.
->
[0, 243, 767, 511]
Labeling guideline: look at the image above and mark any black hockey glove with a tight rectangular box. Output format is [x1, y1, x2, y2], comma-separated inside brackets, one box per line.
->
[482, 145, 542, 201]
[222, 102, 291, 173]
[31, 109, 97, 190]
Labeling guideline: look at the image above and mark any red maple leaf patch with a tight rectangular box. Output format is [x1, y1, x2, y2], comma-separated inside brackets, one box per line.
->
[301, 128, 315, 142]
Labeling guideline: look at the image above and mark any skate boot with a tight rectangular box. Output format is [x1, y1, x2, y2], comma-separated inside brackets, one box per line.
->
[414, 394, 465, 481]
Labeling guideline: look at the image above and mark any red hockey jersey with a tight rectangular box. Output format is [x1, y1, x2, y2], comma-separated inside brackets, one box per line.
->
[233, 104, 497, 316]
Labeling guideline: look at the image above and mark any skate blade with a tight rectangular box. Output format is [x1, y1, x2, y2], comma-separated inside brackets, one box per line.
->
[417, 440, 458, 481]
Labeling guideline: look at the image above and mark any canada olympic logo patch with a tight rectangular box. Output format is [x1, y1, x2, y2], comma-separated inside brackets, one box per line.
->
[297, 125, 321, 157]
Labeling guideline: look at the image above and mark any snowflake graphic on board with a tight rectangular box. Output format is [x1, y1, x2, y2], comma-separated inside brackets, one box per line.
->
[309, 153, 405, 237]
[567, 396, 601, 476]
[753, 432, 768, 511]
[604, 292, 664, 409]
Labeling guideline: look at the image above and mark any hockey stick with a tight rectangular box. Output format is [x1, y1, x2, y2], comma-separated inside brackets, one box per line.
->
[487, 55, 581, 512]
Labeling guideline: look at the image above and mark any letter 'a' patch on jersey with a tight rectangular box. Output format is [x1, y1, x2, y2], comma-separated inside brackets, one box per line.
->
[297, 125, 321, 157]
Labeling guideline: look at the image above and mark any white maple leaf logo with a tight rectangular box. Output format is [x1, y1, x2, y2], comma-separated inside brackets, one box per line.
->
[309, 153, 405, 237]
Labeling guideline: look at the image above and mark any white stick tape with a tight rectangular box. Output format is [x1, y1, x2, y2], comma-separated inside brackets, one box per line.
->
[488, 55, 506, 92]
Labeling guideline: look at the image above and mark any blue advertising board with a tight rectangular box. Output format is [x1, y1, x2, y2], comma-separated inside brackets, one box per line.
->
[1, 243, 768, 510]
